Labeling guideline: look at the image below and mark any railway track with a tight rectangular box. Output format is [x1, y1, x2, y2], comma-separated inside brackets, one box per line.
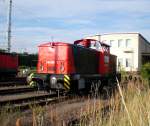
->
[0, 85, 35, 95]
[0, 90, 67, 110]
[0, 90, 68, 110]
[0, 81, 27, 87]
[0, 77, 27, 87]
[0, 77, 114, 112]
[0, 78, 68, 110]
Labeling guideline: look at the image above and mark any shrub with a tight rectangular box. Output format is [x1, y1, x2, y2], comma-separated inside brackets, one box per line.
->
[141, 62, 150, 85]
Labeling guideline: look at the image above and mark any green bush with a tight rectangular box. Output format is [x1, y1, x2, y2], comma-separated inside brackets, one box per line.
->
[141, 62, 150, 85]
[118, 66, 127, 81]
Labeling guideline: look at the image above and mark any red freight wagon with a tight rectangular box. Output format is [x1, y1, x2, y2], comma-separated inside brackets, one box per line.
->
[29, 39, 118, 94]
[0, 52, 18, 77]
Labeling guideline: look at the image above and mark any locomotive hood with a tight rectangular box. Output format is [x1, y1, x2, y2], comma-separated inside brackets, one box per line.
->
[38, 42, 73, 47]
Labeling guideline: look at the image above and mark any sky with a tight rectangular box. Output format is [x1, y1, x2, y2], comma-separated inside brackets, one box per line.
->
[0, 0, 150, 53]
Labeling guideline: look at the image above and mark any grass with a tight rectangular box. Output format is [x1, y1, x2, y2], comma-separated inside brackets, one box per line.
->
[0, 106, 22, 126]
[0, 76, 150, 126]
[77, 77, 150, 126]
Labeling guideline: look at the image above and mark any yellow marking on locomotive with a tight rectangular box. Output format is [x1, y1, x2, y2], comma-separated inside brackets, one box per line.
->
[64, 78, 70, 86]
[64, 75, 70, 90]
[64, 75, 70, 80]
[30, 73, 34, 77]
[64, 82, 70, 90]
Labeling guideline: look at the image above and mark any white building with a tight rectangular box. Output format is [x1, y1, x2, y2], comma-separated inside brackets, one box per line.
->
[85, 33, 150, 72]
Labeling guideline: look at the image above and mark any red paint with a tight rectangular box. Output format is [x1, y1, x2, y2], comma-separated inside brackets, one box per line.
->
[37, 42, 75, 74]
[0, 52, 18, 72]
[99, 43, 110, 75]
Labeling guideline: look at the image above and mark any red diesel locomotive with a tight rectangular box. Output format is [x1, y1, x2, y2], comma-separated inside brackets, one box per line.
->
[29, 39, 117, 94]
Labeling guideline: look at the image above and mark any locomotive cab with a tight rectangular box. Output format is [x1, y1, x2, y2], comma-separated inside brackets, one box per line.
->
[74, 39, 110, 75]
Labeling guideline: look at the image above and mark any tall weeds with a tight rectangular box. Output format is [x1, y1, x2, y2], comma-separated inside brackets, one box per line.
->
[79, 79, 150, 126]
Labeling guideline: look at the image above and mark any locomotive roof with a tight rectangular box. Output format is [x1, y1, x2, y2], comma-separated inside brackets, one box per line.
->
[74, 39, 110, 47]
[0, 51, 17, 56]
[39, 39, 110, 48]
[38, 42, 72, 47]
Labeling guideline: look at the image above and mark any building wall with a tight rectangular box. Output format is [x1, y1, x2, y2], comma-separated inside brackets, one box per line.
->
[85, 33, 147, 71]
[138, 34, 150, 68]
[139, 35, 150, 53]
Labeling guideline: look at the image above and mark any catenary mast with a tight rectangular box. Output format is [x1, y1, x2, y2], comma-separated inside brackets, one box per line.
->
[7, 0, 12, 52]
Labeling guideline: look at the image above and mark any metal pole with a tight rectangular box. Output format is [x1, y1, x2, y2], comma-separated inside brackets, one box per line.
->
[8, 0, 12, 53]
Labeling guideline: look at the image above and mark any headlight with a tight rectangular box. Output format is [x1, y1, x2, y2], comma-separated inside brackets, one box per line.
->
[50, 76, 57, 85]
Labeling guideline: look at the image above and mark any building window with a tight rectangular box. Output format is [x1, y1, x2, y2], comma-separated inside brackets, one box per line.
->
[110, 40, 114, 47]
[126, 58, 131, 67]
[126, 39, 131, 47]
[118, 39, 123, 48]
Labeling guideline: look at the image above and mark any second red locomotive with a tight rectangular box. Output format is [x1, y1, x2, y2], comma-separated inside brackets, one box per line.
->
[28, 39, 117, 94]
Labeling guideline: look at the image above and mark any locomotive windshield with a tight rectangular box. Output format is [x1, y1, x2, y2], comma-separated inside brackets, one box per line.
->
[90, 41, 101, 51]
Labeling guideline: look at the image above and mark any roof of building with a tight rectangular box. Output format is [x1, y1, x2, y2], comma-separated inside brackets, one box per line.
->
[87, 32, 139, 37]
[86, 32, 150, 45]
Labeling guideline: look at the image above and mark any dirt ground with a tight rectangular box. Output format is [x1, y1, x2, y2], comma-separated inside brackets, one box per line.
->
[14, 97, 109, 126]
